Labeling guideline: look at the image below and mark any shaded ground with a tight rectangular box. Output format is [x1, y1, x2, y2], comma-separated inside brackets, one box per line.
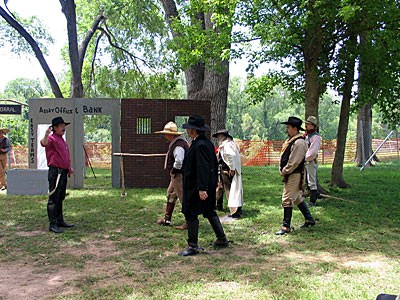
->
[0, 162, 399, 299]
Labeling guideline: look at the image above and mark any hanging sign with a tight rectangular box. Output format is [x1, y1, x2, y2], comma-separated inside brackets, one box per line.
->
[0, 104, 22, 115]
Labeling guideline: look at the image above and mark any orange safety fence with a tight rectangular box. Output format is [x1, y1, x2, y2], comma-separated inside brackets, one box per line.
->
[7, 138, 400, 169]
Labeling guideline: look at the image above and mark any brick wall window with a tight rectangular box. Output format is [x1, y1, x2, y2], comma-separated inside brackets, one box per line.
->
[137, 117, 151, 134]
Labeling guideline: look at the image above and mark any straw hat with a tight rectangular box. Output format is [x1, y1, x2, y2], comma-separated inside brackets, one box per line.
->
[0, 127, 10, 134]
[154, 122, 185, 135]
[305, 116, 318, 127]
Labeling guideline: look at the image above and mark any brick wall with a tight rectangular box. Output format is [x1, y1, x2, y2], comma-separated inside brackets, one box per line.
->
[121, 99, 211, 188]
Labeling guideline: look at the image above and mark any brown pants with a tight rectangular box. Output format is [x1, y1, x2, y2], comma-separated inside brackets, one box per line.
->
[167, 173, 183, 204]
[282, 173, 304, 208]
[216, 172, 232, 201]
[0, 154, 7, 187]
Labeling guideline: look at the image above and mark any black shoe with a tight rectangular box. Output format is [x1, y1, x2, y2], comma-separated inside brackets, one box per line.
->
[178, 247, 199, 256]
[49, 224, 64, 233]
[210, 236, 229, 248]
[275, 226, 291, 235]
[228, 211, 241, 219]
[57, 221, 74, 228]
[300, 220, 316, 228]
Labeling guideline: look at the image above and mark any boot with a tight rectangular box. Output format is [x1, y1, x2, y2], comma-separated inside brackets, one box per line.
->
[275, 207, 292, 235]
[48, 203, 63, 233]
[57, 202, 74, 228]
[175, 221, 188, 230]
[208, 215, 229, 247]
[308, 190, 318, 207]
[178, 220, 199, 256]
[297, 201, 316, 228]
[228, 209, 241, 219]
[216, 190, 224, 211]
[157, 202, 175, 226]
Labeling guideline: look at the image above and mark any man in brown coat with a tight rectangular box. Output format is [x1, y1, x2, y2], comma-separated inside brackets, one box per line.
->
[0, 127, 12, 190]
[275, 117, 316, 235]
[155, 122, 189, 229]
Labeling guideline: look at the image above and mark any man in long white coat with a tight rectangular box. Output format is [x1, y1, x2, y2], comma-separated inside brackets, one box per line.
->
[213, 129, 243, 218]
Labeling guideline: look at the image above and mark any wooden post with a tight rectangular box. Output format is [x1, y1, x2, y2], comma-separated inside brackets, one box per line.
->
[120, 155, 127, 197]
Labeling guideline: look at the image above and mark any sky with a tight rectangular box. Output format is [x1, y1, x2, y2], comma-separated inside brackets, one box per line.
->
[0, 0, 252, 93]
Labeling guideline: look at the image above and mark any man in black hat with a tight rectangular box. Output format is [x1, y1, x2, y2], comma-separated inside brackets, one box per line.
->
[178, 115, 229, 256]
[213, 129, 243, 218]
[275, 117, 316, 235]
[40, 117, 74, 233]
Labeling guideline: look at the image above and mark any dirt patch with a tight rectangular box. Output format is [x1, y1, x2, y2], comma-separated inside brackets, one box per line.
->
[0, 263, 79, 300]
[0, 239, 123, 300]
[15, 230, 47, 237]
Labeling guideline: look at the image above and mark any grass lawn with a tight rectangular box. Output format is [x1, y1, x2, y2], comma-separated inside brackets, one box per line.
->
[0, 161, 399, 300]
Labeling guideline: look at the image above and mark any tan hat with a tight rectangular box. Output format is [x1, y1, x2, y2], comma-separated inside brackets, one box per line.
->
[305, 116, 318, 127]
[154, 122, 185, 135]
[0, 127, 10, 134]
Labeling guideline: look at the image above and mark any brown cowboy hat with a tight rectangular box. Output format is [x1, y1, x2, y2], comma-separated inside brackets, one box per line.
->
[154, 121, 185, 135]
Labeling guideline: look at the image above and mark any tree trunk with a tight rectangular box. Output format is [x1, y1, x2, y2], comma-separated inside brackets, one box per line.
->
[330, 32, 357, 188]
[354, 32, 379, 167]
[160, 0, 230, 136]
[303, 4, 323, 122]
[355, 103, 378, 167]
[60, 0, 84, 98]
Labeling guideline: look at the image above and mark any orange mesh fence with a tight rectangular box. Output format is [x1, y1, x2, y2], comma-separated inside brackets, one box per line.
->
[8, 139, 400, 169]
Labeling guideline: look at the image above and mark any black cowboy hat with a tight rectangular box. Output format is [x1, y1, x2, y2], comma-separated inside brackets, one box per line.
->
[51, 116, 70, 127]
[212, 129, 233, 140]
[281, 116, 305, 131]
[182, 115, 210, 131]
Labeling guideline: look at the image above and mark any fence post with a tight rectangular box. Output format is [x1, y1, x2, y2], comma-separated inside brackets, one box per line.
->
[322, 139, 325, 165]
[267, 141, 270, 166]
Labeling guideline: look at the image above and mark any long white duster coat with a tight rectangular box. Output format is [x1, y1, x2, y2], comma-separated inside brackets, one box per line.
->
[218, 139, 243, 213]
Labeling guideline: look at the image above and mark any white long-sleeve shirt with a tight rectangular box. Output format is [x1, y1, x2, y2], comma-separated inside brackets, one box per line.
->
[305, 134, 321, 162]
[173, 146, 185, 169]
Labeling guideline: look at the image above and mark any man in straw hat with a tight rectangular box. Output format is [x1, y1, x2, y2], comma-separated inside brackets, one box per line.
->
[213, 129, 243, 218]
[304, 116, 321, 206]
[0, 126, 12, 190]
[41, 117, 74, 233]
[155, 121, 189, 229]
[275, 117, 316, 235]
[178, 115, 229, 256]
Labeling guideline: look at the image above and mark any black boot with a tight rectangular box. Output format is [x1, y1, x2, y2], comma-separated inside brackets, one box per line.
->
[178, 220, 199, 256]
[297, 201, 316, 228]
[57, 201, 74, 228]
[48, 203, 63, 233]
[275, 207, 292, 235]
[308, 190, 318, 207]
[208, 215, 229, 247]
[216, 190, 224, 211]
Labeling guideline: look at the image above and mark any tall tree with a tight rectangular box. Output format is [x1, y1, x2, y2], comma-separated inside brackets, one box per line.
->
[238, 0, 339, 123]
[160, 0, 236, 133]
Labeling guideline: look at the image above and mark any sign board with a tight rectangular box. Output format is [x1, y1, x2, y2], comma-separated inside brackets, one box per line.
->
[0, 104, 22, 115]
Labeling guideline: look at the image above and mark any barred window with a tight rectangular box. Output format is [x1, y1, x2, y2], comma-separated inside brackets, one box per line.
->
[136, 117, 151, 134]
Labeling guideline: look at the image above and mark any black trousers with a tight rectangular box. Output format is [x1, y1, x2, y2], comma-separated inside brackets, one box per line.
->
[184, 205, 218, 221]
[47, 166, 68, 225]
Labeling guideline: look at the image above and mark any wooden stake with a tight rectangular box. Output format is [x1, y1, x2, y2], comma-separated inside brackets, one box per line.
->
[120, 156, 127, 197]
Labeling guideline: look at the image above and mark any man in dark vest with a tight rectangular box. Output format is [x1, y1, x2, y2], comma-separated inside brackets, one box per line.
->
[304, 116, 321, 206]
[275, 117, 316, 235]
[0, 126, 12, 190]
[178, 115, 229, 256]
[155, 122, 189, 229]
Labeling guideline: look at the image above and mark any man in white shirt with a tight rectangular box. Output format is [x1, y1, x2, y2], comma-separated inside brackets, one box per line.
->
[213, 129, 243, 218]
[155, 122, 189, 229]
[304, 116, 321, 207]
